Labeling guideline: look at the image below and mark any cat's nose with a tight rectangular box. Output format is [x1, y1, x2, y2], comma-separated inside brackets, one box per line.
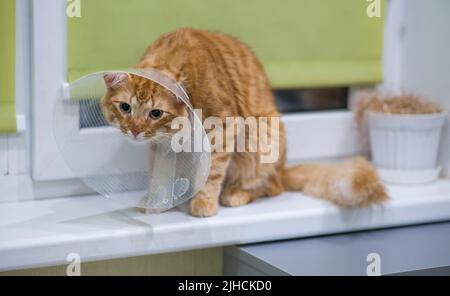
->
[131, 129, 141, 137]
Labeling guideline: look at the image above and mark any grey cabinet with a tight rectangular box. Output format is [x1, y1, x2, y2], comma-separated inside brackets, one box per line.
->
[224, 222, 450, 276]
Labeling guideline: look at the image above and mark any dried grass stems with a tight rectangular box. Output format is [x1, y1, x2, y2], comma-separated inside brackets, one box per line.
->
[356, 92, 442, 123]
[354, 92, 443, 155]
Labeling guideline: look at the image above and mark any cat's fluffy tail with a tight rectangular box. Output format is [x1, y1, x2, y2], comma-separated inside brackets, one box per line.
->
[282, 157, 388, 207]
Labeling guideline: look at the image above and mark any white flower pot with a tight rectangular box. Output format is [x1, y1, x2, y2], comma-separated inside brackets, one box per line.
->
[368, 111, 448, 184]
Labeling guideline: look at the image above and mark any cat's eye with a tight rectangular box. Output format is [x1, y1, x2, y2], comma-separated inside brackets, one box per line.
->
[119, 102, 131, 113]
[149, 109, 163, 119]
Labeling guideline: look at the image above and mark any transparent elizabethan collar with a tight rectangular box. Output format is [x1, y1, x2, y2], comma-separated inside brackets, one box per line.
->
[53, 69, 211, 213]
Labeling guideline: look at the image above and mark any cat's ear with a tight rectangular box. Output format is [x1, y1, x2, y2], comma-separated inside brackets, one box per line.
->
[103, 72, 130, 90]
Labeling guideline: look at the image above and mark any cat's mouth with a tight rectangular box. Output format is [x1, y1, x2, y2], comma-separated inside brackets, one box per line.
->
[121, 129, 171, 146]
[124, 131, 151, 144]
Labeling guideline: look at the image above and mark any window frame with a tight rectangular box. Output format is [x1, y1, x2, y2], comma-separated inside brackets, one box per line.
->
[32, 0, 152, 181]
[32, 0, 365, 183]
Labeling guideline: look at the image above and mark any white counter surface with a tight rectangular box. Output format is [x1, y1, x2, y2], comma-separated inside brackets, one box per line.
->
[1, 180, 450, 271]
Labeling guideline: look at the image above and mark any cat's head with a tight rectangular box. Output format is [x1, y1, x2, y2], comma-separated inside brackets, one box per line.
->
[101, 72, 188, 142]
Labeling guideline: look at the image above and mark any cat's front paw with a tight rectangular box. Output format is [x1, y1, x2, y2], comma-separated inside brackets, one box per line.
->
[189, 194, 218, 217]
[220, 189, 254, 207]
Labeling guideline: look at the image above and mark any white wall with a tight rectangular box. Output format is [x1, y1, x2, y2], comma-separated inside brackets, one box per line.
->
[397, 0, 450, 176]
[400, 0, 450, 101]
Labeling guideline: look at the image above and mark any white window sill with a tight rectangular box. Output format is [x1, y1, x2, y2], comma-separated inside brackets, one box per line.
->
[1, 180, 450, 272]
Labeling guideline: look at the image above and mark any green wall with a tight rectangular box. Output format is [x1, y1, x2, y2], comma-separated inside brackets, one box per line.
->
[0, 0, 17, 133]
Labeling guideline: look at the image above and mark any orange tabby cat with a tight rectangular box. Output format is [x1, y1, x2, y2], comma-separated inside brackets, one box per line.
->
[101, 28, 387, 217]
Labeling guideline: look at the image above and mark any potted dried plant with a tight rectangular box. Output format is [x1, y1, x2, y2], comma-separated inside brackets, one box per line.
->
[356, 93, 447, 184]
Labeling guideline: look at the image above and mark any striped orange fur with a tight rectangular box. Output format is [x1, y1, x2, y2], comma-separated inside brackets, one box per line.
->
[101, 28, 388, 217]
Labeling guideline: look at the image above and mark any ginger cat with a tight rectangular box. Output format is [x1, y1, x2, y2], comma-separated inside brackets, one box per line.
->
[101, 28, 388, 217]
